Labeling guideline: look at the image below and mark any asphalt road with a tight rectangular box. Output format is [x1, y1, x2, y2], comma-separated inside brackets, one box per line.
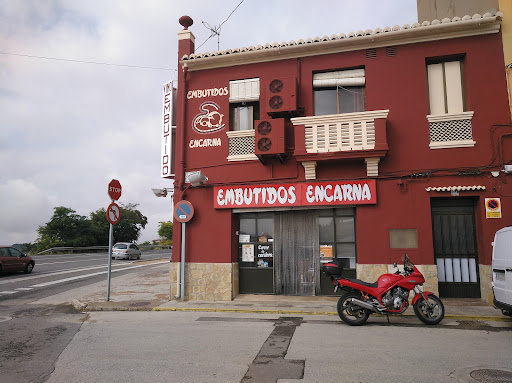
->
[43, 311, 512, 383]
[0, 249, 172, 302]
[0, 250, 171, 383]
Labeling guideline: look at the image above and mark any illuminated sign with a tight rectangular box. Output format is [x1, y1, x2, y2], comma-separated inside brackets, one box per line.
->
[214, 180, 377, 208]
[161, 81, 176, 178]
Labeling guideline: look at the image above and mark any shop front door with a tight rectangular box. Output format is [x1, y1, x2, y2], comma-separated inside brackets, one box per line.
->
[274, 211, 319, 296]
[431, 198, 481, 298]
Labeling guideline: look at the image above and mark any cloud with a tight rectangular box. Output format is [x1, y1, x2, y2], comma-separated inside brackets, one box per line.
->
[0, 179, 55, 244]
[0, 1, 417, 246]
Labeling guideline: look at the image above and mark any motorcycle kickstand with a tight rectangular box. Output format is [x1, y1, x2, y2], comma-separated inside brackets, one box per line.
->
[386, 314, 390, 324]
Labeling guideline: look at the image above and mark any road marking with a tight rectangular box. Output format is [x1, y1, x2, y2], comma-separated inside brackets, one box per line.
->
[15, 287, 33, 291]
[37, 259, 110, 266]
[30, 261, 168, 288]
[0, 262, 142, 285]
[0, 291, 18, 295]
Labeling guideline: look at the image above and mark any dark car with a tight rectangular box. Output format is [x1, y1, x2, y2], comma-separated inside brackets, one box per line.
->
[0, 246, 35, 274]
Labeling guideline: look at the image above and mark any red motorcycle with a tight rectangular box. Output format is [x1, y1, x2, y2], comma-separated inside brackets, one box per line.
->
[322, 254, 445, 326]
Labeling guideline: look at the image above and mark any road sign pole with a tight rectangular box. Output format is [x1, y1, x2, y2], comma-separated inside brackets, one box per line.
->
[107, 223, 113, 301]
[180, 222, 185, 302]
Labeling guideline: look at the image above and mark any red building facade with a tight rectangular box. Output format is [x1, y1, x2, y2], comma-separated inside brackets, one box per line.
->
[170, 13, 511, 303]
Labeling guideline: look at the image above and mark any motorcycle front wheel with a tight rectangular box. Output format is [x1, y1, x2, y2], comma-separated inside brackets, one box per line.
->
[413, 294, 445, 325]
[337, 292, 370, 326]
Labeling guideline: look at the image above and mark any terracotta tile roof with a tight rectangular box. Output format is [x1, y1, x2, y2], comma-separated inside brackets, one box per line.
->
[181, 12, 503, 64]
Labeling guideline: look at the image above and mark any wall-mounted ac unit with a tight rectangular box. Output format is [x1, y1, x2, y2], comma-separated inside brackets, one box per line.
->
[265, 77, 297, 116]
[254, 118, 286, 156]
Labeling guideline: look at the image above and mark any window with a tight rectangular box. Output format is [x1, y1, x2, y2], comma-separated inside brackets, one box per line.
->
[238, 213, 273, 268]
[229, 78, 260, 131]
[230, 102, 260, 131]
[318, 208, 356, 269]
[427, 60, 464, 115]
[426, 59, 475, 149]
[314, 69, 365, 116]
[9, 248, 22, 257]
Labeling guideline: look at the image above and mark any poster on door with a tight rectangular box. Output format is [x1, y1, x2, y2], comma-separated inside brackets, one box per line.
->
[242, 244, 254, 262]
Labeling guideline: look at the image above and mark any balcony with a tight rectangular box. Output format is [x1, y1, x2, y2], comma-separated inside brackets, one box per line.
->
[291, 110, 389, 179]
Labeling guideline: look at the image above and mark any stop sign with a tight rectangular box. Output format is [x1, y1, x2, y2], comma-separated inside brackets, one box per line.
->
[108, 179, 122, 201]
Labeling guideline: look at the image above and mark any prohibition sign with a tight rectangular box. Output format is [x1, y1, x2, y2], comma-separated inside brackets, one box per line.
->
[106, 202, 121, 225]
[174, 200, 194, 223]
[486, 198, 500, 211]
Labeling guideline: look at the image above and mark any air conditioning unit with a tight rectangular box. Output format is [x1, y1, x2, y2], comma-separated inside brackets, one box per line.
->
[254, 119, 286, 156]
[265, 77, 297, 116]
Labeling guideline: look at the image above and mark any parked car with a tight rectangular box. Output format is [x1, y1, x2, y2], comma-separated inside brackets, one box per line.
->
[0, 246, 35, 274]
[112, 243, 141, 260]
[492, 226, 512, 316]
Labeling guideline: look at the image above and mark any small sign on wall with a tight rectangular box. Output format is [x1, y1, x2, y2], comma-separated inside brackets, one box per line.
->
[485, 198, 502, 219]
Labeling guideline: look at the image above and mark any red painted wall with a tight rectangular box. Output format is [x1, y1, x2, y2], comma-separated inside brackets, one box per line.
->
[173, 28, 512, 267]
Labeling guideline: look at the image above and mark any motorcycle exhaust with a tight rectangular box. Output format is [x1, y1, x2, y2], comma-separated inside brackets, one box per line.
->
[348, 298, 379, 312]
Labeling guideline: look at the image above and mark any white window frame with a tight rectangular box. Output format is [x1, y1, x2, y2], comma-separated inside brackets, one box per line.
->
[313, 69, 366, 116]
[426, 60, 475, 149]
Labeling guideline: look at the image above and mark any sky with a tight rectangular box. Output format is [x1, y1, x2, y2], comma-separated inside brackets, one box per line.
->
[0, 0, 418, 247]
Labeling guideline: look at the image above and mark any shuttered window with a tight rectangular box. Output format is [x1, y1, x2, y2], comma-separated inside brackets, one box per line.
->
[229, 78, 260, 102]
[427, 61, 464, 115]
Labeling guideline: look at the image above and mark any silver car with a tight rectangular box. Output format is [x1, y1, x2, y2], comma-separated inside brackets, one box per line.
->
[112, 243, 141, 260]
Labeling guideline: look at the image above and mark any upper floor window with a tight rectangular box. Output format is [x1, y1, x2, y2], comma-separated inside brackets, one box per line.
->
[229, 78, 260, 130]
[313, 69, 365, 116]
[427, 60, 465, 115]
[230, 102, 260, 131]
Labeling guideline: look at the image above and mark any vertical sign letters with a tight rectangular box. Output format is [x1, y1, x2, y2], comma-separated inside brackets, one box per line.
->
[161, 81, 176, 178]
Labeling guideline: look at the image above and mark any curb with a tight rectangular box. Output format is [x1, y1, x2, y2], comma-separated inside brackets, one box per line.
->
[72, 300, 512, 321]
[151, 306, 512, 321]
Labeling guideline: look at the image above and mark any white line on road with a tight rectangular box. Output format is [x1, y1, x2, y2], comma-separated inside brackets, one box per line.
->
[0, 262, 141, 285]
[16, 287, 33, 291]
[0, 291, 18, 295]
[30, 261, 168, 288]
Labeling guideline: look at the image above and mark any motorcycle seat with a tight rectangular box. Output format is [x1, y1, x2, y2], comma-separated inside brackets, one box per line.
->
[346, 278, 378, 288]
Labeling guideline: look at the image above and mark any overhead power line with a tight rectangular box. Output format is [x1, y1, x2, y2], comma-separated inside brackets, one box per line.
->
[0, 51, 176, 71]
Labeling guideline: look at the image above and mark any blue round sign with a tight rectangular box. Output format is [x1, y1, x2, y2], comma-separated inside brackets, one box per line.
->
[174, 200, 194, 223]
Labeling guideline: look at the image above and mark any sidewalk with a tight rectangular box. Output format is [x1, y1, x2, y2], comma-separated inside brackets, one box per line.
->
[51, 261, 511, 323]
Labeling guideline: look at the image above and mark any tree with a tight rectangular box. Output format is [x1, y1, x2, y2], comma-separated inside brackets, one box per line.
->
[35, 204, 149, 252]
[90, 203, 148, 244]
[114, 203, 148, 243]
[35, 207, 93, 252]
[158, 221, 173, 245]
[89, 207, 110, 245]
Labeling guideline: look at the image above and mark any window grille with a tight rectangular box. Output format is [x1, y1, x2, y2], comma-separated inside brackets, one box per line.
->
[228, 135, 255, 156]
[429, 118, 473, 144]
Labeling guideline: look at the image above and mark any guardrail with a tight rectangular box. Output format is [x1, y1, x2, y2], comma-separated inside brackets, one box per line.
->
[37, 245, 172, 255]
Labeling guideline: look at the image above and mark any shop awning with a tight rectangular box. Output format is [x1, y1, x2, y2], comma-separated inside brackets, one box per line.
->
[425, 185, 486, 192]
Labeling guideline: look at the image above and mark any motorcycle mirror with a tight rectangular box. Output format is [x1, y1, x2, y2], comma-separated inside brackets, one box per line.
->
[393, 262, 397, 268]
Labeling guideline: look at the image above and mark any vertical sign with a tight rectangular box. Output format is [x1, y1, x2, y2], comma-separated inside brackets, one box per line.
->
[161, 81, 176, 178]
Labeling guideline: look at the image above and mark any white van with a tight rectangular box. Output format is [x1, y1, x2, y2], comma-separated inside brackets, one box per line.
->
[492, 226, 512, 316]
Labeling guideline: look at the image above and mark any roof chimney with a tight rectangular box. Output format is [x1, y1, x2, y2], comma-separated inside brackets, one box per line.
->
[178, 15, 195, 58]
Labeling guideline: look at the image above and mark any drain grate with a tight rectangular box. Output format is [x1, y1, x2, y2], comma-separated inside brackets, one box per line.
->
[470, 369, 512, 382]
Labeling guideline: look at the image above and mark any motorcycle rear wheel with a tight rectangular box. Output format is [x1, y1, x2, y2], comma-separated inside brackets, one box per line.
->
[413, 294, 445, 325]
[337, 292, 370, 326]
